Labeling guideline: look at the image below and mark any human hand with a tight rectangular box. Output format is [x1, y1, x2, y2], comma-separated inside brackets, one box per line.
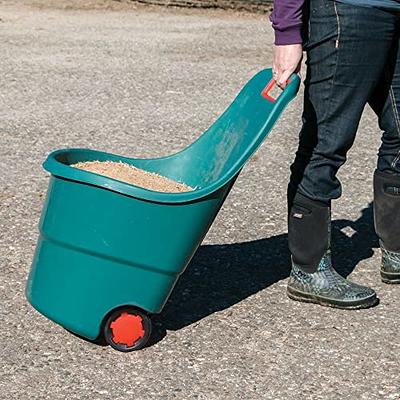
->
[273, 44, 303, 89]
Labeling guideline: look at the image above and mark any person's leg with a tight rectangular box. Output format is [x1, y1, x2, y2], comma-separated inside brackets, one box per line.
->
[368, 30, 400, 283]
[291, 1, 398, 204]
[287, 0, 398, 308]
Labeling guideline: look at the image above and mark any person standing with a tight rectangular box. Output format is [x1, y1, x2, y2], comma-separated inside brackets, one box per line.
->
[270, 0, 400, 308]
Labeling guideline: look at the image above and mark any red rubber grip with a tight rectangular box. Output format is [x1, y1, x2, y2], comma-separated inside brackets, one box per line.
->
[261, 79, 277, 102]
[260, 78, 289, 102]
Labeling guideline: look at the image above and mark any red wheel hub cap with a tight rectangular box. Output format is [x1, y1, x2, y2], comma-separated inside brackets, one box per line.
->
[110, 312, 145, 347]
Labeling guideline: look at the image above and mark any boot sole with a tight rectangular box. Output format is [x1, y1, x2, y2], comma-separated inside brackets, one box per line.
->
[381, 270, 400, 284]
[287, 286, 379, 310]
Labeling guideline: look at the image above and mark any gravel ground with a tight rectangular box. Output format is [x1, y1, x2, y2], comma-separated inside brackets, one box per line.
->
[0, 1, 399, 399]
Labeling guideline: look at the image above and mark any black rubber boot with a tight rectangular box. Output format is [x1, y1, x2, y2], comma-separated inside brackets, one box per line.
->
[288, 192, 330, 273]
[374, 169, 400, 283]
[287, 191, 378, 309]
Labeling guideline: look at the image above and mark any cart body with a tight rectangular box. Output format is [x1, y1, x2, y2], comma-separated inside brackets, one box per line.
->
[26, 69, 300, 341]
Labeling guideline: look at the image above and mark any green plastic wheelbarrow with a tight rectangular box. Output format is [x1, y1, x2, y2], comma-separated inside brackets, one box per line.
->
[26, 69, 300, 352]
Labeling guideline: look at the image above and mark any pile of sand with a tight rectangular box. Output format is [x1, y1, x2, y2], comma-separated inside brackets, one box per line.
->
[72, 160, 194, 193]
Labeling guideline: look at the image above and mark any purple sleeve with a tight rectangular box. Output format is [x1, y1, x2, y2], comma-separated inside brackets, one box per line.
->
[269, 0, 305, 45]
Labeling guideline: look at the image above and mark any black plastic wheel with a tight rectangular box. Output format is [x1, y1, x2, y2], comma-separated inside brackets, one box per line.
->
[103, 307, 152, 352]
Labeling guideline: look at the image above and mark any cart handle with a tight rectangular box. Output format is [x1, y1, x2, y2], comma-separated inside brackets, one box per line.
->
[261, 78, 290, 103]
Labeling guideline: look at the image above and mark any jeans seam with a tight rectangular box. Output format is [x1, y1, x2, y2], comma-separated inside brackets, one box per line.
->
[388, 84, 400, 169]
[321, 1, 340, 122]
[333, 0, 341, 48]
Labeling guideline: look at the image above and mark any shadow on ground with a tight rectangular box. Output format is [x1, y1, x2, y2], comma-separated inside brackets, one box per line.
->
[149, 203, 379, 345]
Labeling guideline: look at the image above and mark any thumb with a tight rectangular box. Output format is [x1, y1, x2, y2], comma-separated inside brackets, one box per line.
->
[277, 69, 292, 89]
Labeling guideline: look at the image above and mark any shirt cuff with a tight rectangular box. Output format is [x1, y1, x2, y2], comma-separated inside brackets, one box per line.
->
[274, 25, 303, 45]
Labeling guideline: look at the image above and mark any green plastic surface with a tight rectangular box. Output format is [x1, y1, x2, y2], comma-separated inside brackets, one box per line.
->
[26, 69, 300, 340]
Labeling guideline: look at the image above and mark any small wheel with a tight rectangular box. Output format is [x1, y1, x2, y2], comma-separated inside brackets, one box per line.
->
[104, 307, 152, 352]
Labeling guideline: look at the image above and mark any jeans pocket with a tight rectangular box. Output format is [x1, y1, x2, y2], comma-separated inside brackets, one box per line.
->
[310, 0, 331, 13]
[303, 0, 339, 51]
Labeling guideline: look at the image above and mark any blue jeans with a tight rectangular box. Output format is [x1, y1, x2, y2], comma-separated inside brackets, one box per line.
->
[290, 0, 400, 204]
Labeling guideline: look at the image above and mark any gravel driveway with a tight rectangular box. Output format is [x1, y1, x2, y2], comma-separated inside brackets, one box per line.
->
[0, 1, 399, 399]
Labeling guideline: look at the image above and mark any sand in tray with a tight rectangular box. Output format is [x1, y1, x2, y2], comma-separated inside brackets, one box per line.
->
[72, 161, 194, 193]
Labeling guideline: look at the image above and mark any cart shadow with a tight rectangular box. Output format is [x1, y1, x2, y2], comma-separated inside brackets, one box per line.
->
[150, 203, 378, 343]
